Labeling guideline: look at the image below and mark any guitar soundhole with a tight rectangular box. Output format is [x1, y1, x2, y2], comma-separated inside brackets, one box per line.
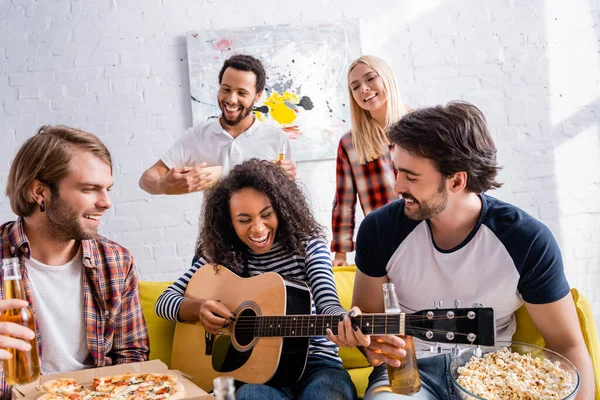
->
[234, 308, 257, 347]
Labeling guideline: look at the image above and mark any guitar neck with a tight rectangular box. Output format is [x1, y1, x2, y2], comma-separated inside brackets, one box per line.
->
[244, 307, 497, 346]
[253, 314, 406, 337]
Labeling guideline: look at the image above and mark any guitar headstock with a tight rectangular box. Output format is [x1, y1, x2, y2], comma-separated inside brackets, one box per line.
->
[405, 307, 495, 346]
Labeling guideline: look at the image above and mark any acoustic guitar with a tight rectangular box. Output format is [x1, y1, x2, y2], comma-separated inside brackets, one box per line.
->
[171, 265, 495, 391]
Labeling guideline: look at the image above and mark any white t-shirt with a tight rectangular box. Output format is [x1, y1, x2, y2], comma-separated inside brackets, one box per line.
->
[161, 118, 293, 174]
[26, 248, 94, 374]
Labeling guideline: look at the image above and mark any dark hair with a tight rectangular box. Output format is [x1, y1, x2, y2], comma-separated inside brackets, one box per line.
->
[218, 54, 266, 94]
[197, 158, 324, 275]
[6, 125, 112, 217]
[388, 101, 502, 193]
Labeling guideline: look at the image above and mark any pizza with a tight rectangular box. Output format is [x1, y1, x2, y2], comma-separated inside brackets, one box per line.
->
[38, 373, 186, 400]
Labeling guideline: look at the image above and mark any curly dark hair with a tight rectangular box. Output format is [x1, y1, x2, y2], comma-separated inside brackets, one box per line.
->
[196, 158, 324, 275]
[388, 101, 503, 193]
[218, 54, 266, 94]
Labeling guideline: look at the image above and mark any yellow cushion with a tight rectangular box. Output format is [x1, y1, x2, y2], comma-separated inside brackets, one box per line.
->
[513, 288, 600, 400]
[333, 266, 371, 369]
[348, 366, 373, 399]
[139, 281, 175, 367]
[512, 304, 546, 348]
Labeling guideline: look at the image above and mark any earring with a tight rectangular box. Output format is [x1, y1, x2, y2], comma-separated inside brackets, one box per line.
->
[40, 201, 45, 212]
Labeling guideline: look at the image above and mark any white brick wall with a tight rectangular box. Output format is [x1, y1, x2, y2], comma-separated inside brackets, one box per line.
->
[1, 0, 599, 325]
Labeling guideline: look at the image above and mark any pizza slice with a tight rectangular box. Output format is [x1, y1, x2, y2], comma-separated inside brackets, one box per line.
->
[91, 373, 185, 399]
[41, 378, 81, 393]
[39, 372, 185, 400]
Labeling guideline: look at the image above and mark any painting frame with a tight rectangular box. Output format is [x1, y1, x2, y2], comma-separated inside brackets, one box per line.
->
[186, 19, 362, 161]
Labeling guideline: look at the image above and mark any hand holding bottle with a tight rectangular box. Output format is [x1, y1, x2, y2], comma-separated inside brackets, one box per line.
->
[0, 299, 36, 360]
[363, 334, 407, 367]
[273, 144, 296, 180]
[1, 257, 40, 385]
[382, 282, 421, 395]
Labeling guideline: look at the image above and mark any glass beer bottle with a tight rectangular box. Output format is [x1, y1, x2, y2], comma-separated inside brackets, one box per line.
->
[1, 258, 40, 385]
[213, 376, 236, 400]
[276, 143, 286, 161]
[382, 282, 421, 395]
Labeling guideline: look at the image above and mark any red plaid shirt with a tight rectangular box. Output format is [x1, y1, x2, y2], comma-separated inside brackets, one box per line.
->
[331, 132, 398, 253]
[0, 219, 149, 399]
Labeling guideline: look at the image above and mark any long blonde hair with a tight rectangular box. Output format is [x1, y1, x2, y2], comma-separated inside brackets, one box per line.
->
[348, 55, 407, 164]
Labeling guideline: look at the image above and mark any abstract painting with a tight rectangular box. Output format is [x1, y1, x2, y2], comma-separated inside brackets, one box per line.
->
[186, 20, 362, 161]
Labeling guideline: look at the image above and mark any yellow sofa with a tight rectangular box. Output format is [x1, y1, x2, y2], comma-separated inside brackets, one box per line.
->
[140, 266, 600, 399]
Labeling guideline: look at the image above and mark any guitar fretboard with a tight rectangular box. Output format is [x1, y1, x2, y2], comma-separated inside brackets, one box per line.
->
[252, 314, 406, 337]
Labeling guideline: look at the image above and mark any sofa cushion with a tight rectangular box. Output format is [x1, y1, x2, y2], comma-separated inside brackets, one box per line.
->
[348, 366, 373, 399]
[333, 266, 371, 369]
[139, 281, 175, 367]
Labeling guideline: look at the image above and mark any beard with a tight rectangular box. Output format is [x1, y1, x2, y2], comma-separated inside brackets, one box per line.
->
[403, 179, 448, 221]
[45, 194, 98, 241]
[219, 101, 254, 126]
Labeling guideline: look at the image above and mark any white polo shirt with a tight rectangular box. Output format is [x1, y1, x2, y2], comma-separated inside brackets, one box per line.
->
[161, 118, 293, 174]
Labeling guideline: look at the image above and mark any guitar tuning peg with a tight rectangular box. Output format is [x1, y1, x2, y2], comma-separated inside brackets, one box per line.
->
[430, 343, 442, 354]
[451, 344, 462, 356]
[473, 346, 482, 357]
[434, 300, 442, 309]
[454, 299, 460, 308]
[472, 302, 484, 308]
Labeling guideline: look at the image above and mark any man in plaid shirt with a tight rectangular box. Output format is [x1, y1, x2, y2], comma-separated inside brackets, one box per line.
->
[0, 126, 149, 399]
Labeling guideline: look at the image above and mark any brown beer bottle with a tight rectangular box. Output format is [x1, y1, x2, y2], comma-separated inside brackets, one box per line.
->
[382, 282, 421, 395]
[0, 258, 40, 385]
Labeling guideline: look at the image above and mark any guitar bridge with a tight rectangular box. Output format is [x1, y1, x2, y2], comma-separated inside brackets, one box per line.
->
[205, 332, 214, 355]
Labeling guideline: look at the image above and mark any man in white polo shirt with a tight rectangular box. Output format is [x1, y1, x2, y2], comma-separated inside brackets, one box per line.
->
[139, 54, 296, 196]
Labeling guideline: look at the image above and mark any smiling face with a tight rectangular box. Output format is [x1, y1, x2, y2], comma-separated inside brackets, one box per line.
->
[218, 67, 262, 126]
[230, 187, 278, 254]
[390, 145, 449, 221]
[45, 152, 113, 241]
[348, 62, 388, 113]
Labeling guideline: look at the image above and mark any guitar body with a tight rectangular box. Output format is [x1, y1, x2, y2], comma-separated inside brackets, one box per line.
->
[170, 265, 497, 392]
[171, 265, 312, 392]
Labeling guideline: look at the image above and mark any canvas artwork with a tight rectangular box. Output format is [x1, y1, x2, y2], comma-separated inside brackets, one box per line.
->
[186, 20, 362, 161]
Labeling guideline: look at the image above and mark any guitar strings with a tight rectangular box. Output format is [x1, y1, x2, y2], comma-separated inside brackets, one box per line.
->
[232, 315, 478, 321]
[229, 315, 479, 327]
[225, 326, 480, 337]
[229, 320, 478, 330]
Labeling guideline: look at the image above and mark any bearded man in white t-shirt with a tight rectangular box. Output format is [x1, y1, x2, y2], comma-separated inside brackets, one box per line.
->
[139, 54, 296, 196]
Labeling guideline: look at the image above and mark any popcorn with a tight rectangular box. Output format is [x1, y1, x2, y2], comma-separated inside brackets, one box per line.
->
[456, 347, 574, 399]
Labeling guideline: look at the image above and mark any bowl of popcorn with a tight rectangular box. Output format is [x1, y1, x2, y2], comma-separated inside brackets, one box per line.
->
[450, 341, 580, 400]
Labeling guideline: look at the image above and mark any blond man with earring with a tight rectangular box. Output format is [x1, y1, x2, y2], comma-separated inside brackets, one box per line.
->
[331, 56, 409, 266]
[0, 126, 149, 399]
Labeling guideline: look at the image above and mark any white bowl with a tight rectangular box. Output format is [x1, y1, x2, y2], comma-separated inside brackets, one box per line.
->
[450, 341, 580, 400]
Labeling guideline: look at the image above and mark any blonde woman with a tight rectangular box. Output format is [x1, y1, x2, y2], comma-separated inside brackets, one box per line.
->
[331, 56, 408, 266]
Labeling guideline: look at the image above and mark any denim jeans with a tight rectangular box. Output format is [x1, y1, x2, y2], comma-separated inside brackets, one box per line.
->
[364, 354, 456, 400]
[235, 358, 357, 400]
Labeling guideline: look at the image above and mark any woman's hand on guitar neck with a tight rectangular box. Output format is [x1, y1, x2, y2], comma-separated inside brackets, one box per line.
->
[326, 306, 371, 348]
[199, 300, 236, 335]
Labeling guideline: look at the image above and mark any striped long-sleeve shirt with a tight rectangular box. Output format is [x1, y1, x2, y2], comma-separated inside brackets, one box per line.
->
[331, 131, 398, 253]
[156, 237, 346, 365]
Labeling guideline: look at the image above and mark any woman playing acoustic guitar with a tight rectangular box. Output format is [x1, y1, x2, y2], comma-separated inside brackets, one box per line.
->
[156, 158, 368, 399]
